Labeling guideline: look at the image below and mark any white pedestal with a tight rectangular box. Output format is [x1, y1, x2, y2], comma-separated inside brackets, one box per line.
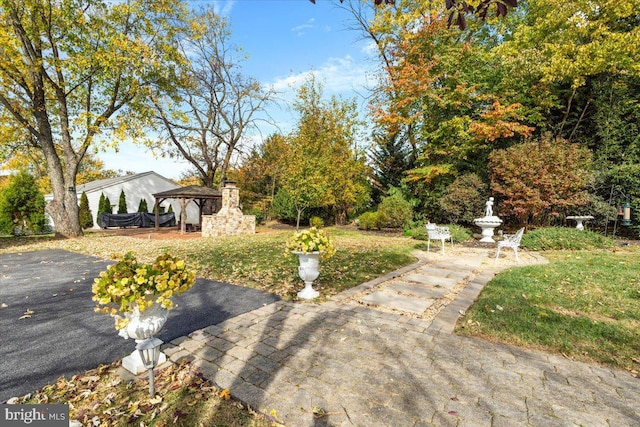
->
[479, 225, 499, 243]
[297, 282, 320, 300]
[566, 216, 593, 231]
[122, 349, 166, 375]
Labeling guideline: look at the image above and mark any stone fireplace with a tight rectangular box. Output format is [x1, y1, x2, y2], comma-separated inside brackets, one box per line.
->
[201, 181, 255, 237]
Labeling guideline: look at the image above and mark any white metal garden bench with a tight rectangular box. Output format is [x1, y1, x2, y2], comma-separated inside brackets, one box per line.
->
[425, 223, 453, 255]
[495, 227, 525, 262]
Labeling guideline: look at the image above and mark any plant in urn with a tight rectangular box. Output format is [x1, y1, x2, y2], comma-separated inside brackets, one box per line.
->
[286, 227, 336, 299]
[93, 252, 196, 373]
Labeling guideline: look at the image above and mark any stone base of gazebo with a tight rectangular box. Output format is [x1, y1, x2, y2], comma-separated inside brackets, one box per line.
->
[201, 181, 255, 237]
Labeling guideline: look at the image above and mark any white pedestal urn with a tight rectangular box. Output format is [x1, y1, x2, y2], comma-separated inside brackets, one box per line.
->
[293, 251, 321, 300]
[121, 303, 168, 374]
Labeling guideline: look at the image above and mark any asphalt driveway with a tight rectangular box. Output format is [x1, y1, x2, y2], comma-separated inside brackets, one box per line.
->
[0, 249, 279, 402]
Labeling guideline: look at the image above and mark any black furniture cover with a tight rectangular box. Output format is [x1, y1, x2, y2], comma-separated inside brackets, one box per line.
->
[98, 212, 176, 229]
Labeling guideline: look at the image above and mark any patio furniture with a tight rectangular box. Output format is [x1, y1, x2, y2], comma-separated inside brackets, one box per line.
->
[426, 223, 453, 255]
[495, 227, 525, 262]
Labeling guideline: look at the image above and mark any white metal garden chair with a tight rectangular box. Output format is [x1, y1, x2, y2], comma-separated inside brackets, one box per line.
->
[425, 223, 453, 255]
[495, 227, 525, 262]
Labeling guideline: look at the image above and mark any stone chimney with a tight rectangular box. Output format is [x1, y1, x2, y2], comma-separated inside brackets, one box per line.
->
[201, 180, 255, 237]
[219, 180, 241, 216]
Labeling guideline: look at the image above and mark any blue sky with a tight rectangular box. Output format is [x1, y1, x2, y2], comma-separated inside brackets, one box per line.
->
[100, 0, 379, 179]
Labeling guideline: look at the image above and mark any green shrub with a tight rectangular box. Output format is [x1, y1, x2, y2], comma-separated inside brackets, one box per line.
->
[449, 224, 474, 243]
[357, 211, 381, 230]
[440, 173, 487, 225]
[309, 216, 324, 228]
[520, 227, 615, 251]
[378, 191, 413, 229]
[0, 171, 47, 235]
[247, 207, 264, 225]
[271, 188, 298, 223]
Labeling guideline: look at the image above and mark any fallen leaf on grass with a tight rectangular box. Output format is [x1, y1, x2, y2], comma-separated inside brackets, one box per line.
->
[148, 396, 162, 405]
[80, 375, 101, 384]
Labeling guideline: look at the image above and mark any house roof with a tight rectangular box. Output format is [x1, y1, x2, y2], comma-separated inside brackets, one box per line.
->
[75, 171, 175, 194]
[153, 185, 222, 199]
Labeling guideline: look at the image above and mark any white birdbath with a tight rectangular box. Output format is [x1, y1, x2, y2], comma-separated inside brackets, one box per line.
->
[566, 215, 594, 231]
[474, 217, 503, 243]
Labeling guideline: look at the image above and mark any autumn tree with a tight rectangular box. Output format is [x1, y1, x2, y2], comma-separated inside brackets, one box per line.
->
[148, 8, 274, 190]
[230, 133, 289, 219]
[351, 2, 532, 219]
[372, 8, 532, 177]
[492, 0, 640, 141]
[278, 77, 370, 228]
[489, 136, 592, 226]
[0, 0, 186, 237]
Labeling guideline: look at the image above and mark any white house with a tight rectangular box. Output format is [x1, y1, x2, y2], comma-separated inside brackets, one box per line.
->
[45, 171, 199, 230]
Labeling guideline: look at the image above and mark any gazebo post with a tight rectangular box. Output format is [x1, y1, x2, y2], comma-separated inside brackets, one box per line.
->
[197, 198, 204, 229]
[153, 198, 161, 230]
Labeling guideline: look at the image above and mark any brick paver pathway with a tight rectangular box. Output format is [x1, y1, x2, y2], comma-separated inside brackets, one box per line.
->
[163, 247, 640, 427]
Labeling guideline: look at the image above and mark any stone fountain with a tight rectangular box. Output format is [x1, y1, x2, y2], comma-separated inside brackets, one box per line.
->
[474, 197, 503, 243]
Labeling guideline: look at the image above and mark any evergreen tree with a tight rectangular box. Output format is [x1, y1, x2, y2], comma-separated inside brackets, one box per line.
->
[78, 191, 94, 229]
[167, 204, 174, 213]
[98, 193, 107, 216]
[369, 131, 415, 204]
[104, 197, 113, 214]
[0, 171, 47, 235]
[98, 193, 112, 216]
[137, 198, 148, 213]
[117, 189, 127, 214]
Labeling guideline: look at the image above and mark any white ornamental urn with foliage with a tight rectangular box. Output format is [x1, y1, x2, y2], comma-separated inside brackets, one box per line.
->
[92, 252, 196, 373]
[286, 227, 336, 300]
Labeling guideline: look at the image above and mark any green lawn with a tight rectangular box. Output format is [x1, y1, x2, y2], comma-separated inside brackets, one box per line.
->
[456, 249, 640, 373]
[0, 227, 418, 300]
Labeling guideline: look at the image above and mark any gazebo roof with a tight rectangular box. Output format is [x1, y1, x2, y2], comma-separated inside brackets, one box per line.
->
[153, 185, 222, 199]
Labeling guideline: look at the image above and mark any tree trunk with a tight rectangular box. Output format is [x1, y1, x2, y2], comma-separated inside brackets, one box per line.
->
[46, 188, 83, 238]
[296, 207, 305, 231]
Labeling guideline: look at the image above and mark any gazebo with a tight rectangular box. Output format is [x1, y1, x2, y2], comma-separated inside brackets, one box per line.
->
[153, 185, 222, 234]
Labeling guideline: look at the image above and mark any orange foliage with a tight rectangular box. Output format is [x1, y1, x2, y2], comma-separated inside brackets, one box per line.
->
[469, 101, 535, 142]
